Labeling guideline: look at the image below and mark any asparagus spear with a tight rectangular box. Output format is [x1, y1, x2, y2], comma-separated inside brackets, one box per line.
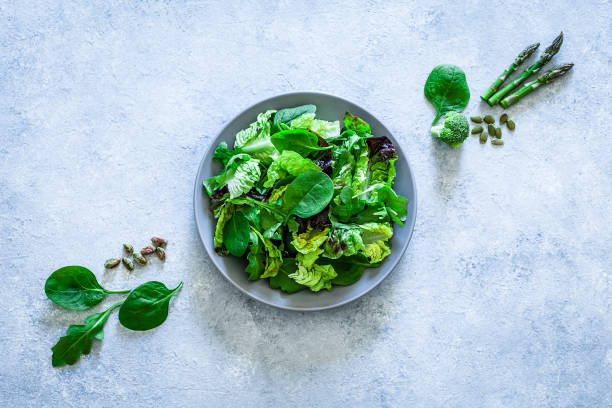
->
[488, 32, 564, 105]
[480, 43, 540, 102]
[500, 63, 574, 108]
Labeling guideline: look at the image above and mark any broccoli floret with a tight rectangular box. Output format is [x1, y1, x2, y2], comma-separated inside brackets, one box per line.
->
[430, 111, 469, 148]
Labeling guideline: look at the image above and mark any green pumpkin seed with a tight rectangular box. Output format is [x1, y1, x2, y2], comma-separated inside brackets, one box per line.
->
[471, 126, 483, 134]
[470, 116, 483, 123]
[479, 133, 487, 143]
[122, 257, 134, 271]
[491, 139, 504, 146]
[500, 113, 508, 124]
[507, 120, 515, 130]
[483, 115, 495, 124]
[495, 127, 502, 138]
[488, 124, 496, 136]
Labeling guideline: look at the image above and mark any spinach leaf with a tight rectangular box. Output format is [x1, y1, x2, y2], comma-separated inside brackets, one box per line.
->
[283, 171, 334, 218]
[269, 258, 306, 293]
[118, 281, 183, 331]
[51, 301, 122, 367]
[223, 211, 250, 256]
[424, 64, 470, 125]
[344, 112, 371, 135]
[357, 183, 409, 226]
[45, 266, 129, 310]
[271, 129, 332, 157]
[273, 104, 316, 129]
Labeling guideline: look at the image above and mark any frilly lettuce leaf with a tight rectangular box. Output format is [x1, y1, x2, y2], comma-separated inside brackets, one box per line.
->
[251, 229, 283, 279]
[203, 154, 261, 199]
[359, 222, 394, 244]
[290, 225, 330, 254]
[289, 262, 337, 292]
[263, 150, 321, 188]
[363, 240, 391, 263]
[290, 113, 340, 139]
[234, 110, 278, 163]
[323, 227, 364, 259]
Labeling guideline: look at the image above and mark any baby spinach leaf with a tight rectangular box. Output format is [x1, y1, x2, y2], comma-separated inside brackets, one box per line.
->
[424, 64, 470, 125]
[223, 212, 250, 256]
[344, 112, 371, 135]
[283, 171, 334, 218]
[269, 258, 306, 293]
[273, 104, 316, 129]
[51, 301, 122, 367]
[271, 129, 332, 157]
[45, 266, 129, 310]
[118, 281, 183, 331]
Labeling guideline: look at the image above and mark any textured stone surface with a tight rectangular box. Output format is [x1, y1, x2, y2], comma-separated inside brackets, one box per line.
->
[1, 1, 611, 406]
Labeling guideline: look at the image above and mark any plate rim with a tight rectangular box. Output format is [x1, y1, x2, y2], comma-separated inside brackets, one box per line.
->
[193, 91, 418, 311]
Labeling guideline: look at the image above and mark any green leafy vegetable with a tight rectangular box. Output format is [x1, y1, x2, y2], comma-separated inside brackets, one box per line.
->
[234, 110, 277, 162]
[51, 301, 122, 367]
[273, 104, 316, 129]
[424, 64, 470, 125]
[263, 150, 322, 188]
[204, 104, 410, 293]
[344, 112, 371, 134]
[223, 212, 250, 256]
[245, 231, 266, 280]
[45, 266, 129, 310]
[289, 113, 340, 139]
[283, 171, 334, 218]
[269, 258, 306, 293]
[118, 281, 183, 331]
[271, 129, 332, 157]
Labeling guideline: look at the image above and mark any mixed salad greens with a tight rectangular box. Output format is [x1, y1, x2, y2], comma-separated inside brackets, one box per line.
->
[203, 105, 409, 293]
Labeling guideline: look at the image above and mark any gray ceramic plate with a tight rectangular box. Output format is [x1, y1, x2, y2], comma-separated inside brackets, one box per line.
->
[194, 92, 417, 311]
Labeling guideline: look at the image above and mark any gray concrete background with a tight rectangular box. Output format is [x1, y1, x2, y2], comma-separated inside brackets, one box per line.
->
[1, 1, 610, 407]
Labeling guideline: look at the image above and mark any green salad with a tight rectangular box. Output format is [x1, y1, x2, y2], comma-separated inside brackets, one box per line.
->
[203, 105, 409, 293]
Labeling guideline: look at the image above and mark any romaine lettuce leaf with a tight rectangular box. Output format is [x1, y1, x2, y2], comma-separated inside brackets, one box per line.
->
[245, 231, 265, 280]
[214, 203, 234, 254]
[290, 113, 340, 139]
[234, 110, 278, 162]
[203, 154, 261, 199]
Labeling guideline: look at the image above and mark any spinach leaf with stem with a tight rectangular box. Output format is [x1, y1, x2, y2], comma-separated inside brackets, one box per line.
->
[118, 281, 183, 331]
[424, 64, 470, 125]
[271, 129, 332, 157]
[51, 300, 123, 367]
[45, 266, 129, 310]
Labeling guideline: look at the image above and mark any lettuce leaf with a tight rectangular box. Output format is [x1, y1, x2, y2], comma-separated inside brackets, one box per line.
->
[214, 203, 234, 254]
[344, 112, 371, 135]
[263, 150, 321, 188]
[290, 225, 330, 254]
[203, 154, 261, 199]
[234, 110, 278, 163]
[290, 113, 340, 139]
[288, 262, 337, 292]
[363, 240, 391, 263]
[357, 184, 408, 226]
[251, 229, 283, 279]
